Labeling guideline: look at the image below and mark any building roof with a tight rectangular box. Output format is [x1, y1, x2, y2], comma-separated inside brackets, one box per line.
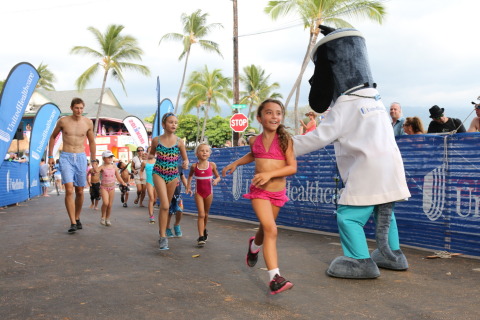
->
[30, 88, 132, 120]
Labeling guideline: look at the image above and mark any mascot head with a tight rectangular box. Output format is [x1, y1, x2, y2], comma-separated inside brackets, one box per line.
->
[308, 27, 375, 113]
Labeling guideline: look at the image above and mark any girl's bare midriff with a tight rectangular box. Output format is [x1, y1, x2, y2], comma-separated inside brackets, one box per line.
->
[255, 158, 287, 192]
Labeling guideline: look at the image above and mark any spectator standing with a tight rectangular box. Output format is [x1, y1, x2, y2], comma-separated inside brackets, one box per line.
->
[132, 147, 147, 207]
[39, 158, 51, 197]
[403, 117, 425, 135]
[53, 159, 64, 194]
[300, 111, 317, 135]
[390, 102, 406, 136]
[427, 105, 466, 133]
[467, 104, 480, 132]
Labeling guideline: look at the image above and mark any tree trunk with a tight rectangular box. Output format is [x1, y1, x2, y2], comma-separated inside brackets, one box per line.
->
[174, 49, 191, 114]
[288, 32, 319, 133]
[247, 101, 254, 121]
[200, 100, 211, 143]
[196, 106, 201, 144]
[294, 84, 301, 133]
[93, 70, 109, 136]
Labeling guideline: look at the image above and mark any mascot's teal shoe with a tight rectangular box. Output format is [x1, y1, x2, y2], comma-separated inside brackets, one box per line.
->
[371, 249, 409, 270]
[326, 256, 380, 279]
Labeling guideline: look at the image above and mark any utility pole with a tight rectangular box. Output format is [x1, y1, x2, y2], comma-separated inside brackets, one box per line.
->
[232, 0, 240, 146]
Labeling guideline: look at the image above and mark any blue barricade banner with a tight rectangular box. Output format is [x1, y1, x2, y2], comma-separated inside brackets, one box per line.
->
[182, 133, 480, 257]
[0, 62, 39, 170]
[0, 161, 29, 206]
[28, 103, 61, 198]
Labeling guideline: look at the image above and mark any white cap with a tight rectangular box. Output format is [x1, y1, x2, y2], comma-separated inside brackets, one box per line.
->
[102, 150, 114, 158]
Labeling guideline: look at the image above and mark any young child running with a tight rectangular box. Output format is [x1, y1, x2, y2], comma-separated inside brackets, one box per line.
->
[222, 99, 297, 295]
[141, 147, 157, 224]
[87, 159, 101, 210]
[149, 113, 189, 250]
[166, 162, 188, 237]
[118, 160, 132, 207]
[186, 143, 221, 246]
[98, 150, 127, 226]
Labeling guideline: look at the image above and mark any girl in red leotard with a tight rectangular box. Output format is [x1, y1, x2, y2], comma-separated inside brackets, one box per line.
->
[186, 143, 221, 247]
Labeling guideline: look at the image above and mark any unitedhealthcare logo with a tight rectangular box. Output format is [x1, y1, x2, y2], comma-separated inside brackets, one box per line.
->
[6, 170, 25, 192]
[0, 129, 11, 142]
[422, 164, 446, 221]
[31, 150, 41, 161]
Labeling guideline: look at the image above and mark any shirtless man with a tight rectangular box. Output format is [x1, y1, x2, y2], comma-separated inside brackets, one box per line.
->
[467, 104, 480, 132]
[48, 98, 96, 234]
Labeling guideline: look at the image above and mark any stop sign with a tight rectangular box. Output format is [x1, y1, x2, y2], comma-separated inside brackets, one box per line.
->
[230, 113, 248, 132]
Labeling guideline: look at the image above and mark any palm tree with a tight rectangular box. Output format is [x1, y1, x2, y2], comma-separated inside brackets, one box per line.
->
[183, 65, 232, 142]
[239, 64, 282, 122]
[181, 90, 205, 143]
[159, 9, 223, 113]
[265, 0, 386, 131]
[71, 24, 150, 135]
[36, 63, 56, 90]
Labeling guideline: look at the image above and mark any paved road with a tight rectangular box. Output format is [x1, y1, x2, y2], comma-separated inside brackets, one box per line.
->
[1, 189, 479, 320]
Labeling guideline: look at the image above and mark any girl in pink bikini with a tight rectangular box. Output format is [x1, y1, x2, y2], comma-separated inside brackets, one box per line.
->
[98, 150, 127, 226]
[186, 143, 221, 246]
[222, 99, 297, 295]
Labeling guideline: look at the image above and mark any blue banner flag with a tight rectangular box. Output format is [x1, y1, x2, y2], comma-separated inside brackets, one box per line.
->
[28, 103, 61, 198]
[158, 98, 174, 136]
[152, 76, 161, 137]
[151, 110, 159, 138]
[0, 62, 39, 169]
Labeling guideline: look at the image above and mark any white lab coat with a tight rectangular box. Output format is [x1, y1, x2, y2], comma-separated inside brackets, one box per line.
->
[293, 88, 411, 206]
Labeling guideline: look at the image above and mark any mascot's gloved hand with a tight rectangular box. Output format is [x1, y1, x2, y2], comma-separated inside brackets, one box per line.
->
[371, 203, 409, 270]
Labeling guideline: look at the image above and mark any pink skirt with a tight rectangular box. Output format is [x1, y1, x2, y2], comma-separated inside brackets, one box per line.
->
[243, 184, 289, 207]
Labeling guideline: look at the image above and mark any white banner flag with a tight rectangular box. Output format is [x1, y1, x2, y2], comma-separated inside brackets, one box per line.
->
[122, 116, 149, 150]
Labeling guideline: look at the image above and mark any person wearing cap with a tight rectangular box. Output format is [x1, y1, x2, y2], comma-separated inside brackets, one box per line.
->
[467, 103, 480, 132]
[389, 102, 406, 136]
[98, 150, 127, 226]
[300, 111, 317, 135]
[48, 97, 96, 234]
[427, 105, 466, 134]
[243, 128, 257, 145]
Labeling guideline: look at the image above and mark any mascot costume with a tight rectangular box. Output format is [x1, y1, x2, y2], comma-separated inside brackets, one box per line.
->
[293, 26, 411, 279]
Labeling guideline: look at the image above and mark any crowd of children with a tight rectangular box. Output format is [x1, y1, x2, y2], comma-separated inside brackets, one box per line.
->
[48, 99, 296, 295]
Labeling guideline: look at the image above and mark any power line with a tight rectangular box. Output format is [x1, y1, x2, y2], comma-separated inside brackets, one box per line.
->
[238, 19, 305, 38]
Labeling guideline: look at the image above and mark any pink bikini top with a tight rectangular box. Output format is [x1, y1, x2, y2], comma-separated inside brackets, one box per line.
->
[251, 133, 285, 161]
[101, 167, 116, 185]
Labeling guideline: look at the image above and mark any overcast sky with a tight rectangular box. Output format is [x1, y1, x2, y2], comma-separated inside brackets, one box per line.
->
[1, 0, 479, 119]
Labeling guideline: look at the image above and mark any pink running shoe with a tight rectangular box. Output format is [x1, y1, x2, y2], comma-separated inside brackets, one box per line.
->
[269, 274, 293, 295]
[246, 236, 260, 267]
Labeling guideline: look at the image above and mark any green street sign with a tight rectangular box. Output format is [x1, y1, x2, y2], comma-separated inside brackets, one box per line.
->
[232, 104, 247, 109]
